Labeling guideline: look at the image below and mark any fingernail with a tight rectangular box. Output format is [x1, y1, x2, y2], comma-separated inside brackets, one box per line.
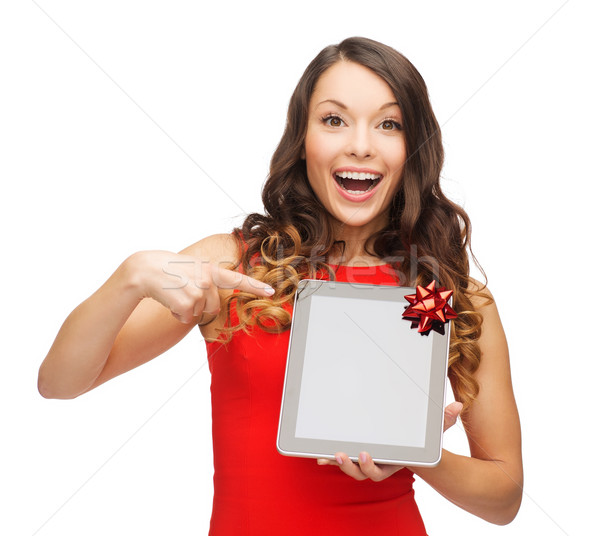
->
[264, 286, 275, 295]
[359, 452, 368, 463]
[335, 455, 343, 465]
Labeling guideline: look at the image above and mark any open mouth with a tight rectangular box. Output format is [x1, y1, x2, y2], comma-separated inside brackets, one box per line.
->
[334, 171, 382, 194]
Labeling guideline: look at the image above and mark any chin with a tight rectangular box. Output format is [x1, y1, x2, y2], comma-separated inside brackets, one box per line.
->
[332, 209, 387, 230]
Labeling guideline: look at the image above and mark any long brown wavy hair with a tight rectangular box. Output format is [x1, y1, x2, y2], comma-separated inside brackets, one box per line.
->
[216, 37, 489, 413]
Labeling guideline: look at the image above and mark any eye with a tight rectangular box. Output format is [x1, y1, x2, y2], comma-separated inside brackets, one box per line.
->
[321, 114, 345, 128]
[380, 119, 403, 131]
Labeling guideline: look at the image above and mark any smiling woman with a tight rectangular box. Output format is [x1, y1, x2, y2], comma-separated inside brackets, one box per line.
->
[39, 36, 522, 535]
[303, 61, 407, 231]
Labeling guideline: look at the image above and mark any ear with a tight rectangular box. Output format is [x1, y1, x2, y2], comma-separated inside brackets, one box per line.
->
[300, 145, 306, 160]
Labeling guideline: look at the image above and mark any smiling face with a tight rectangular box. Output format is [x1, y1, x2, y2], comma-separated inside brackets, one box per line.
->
[303, 60, 407, 236]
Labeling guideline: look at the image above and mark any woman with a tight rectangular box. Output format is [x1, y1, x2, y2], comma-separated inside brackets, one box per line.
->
[39, 37, 523, 534]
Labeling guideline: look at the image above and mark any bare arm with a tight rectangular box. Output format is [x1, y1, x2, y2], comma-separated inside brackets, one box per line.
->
[38, 234, 273, 399]
[38, 254, 154, 399]
[411, 289, 523, 524]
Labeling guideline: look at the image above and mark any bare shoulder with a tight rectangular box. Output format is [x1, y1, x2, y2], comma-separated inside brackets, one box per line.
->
[179, 233, 240, 266]
[466, 277, 495, 312]
[464, 277, 508, 362]
[464, 277, 509, 373]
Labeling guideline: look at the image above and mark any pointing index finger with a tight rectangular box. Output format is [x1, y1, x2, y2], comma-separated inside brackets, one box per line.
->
[214, 266, 275, 297]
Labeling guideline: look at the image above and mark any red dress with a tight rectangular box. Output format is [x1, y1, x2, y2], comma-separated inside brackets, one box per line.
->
[205, 264, 428, 535]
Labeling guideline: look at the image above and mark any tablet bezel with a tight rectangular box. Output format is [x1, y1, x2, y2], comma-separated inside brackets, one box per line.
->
[277, 279, 451, 467]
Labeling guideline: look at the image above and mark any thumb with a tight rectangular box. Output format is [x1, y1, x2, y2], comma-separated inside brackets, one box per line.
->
[443, 401, 463, 432]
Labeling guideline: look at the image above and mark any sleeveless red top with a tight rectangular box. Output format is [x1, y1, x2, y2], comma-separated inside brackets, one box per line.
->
[205, 263, 428, 535]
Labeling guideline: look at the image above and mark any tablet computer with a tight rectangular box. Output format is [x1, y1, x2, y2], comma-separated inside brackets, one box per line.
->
[277, 279, 451, 467]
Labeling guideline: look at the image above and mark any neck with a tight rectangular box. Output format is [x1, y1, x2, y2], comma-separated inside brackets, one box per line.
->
[328, 218, 386, 266]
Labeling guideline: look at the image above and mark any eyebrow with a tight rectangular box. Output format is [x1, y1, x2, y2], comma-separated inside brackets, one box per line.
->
[316, 99, 400, 111]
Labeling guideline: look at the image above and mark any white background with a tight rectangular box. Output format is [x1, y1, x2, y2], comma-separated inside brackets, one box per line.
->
[1, 1, 598, 534]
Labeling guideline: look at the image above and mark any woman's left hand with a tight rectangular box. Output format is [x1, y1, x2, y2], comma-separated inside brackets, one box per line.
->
[316, 401, 463, 482]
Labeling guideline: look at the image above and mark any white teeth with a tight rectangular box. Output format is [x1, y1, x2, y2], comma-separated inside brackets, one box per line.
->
[335, 171, 382, 180]
[345, 184, 376, 194]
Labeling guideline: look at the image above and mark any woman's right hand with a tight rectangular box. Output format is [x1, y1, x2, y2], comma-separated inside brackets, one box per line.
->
[39, 234, 269, 399]
[129, 250, 274, 324]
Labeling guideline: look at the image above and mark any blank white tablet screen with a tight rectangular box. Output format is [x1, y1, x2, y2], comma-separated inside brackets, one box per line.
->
[294, 294, 433, 448]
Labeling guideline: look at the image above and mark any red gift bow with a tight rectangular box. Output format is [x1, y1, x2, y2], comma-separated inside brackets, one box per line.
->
[403, 280, 458, 335]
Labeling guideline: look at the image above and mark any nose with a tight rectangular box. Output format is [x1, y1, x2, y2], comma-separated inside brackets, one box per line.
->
[346, 123, 374, 159]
